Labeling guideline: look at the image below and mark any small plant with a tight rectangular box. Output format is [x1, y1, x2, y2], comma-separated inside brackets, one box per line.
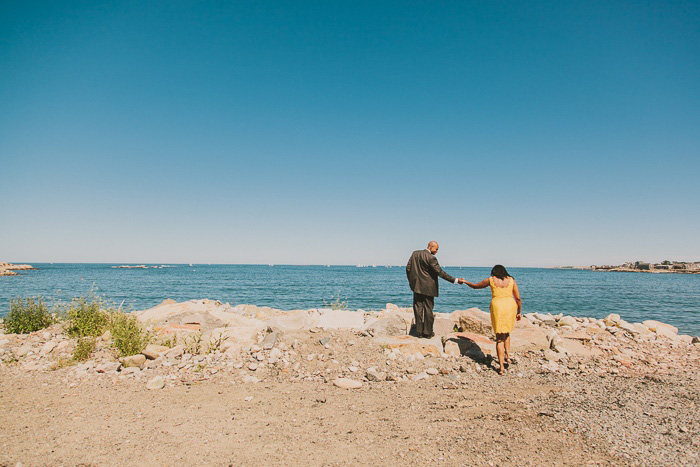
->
[109, 312, 149, 357]
[206, 333, 224, 354]
[184, 332, 203, 355]
[3, 297, 55, 334]
[72, 337, 96, 362]
[324, 291, 348, 310]
[64, 296, 109, 338]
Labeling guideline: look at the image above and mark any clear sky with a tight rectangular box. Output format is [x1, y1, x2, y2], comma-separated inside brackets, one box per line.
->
[1, 1, 699, 266]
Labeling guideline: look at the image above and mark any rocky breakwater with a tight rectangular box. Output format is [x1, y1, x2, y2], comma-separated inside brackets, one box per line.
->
[0, 262, 36, 276]
[1, 299, 698, 391]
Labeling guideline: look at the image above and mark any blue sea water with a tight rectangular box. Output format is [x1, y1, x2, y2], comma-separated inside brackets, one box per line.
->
[1, 264, 699, 336]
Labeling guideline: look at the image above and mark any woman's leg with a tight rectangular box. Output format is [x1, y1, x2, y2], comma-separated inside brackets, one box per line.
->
[504, 333, 511, 364]
[495, 334, 506, 374]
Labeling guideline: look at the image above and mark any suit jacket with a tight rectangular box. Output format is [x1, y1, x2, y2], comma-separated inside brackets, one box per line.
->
[406, 249, 456, 297]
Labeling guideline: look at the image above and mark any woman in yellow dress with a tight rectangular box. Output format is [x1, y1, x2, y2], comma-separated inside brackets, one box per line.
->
[465, 265, 522, 375]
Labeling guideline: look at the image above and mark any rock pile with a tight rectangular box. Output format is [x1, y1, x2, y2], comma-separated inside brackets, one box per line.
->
[0, 262, 36, 276]
[1, 299, 698, 390]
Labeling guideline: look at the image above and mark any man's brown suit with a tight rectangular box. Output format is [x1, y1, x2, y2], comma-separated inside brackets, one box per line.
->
[406, 249, 457, 337]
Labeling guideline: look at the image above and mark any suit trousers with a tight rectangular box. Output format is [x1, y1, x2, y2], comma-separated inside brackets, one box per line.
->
[413, 292, 435, 337]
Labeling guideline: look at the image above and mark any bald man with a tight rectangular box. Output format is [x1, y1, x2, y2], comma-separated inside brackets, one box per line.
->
[406, 241, 465, 338]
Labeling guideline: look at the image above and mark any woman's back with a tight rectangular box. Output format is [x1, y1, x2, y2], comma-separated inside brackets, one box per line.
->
[490, 276, 514, 299]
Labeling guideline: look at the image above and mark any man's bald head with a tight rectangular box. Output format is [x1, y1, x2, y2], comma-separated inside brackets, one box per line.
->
[427, 241, 439, 254]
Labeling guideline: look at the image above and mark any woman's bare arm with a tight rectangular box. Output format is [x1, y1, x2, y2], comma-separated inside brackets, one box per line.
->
[513, 280, 522, 316]
[465, 278, 490, 289]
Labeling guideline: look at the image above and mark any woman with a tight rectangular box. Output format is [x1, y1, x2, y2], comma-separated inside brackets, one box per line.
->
[464, 265, 522, 375]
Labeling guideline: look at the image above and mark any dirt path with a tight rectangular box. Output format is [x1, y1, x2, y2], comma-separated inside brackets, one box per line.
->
[1, 369, 621, 466]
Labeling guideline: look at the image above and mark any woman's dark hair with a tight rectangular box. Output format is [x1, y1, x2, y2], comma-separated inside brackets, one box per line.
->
[491, 265, 511, 280]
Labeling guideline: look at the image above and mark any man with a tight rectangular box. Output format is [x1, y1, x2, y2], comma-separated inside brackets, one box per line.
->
[406, 241, 465, 338]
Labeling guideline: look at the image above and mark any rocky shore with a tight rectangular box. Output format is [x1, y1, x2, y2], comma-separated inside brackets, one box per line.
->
[0, 262, 36, 276]
[1, 300, 699, 465]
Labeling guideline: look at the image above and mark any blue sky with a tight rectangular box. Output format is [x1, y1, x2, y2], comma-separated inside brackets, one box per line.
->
[1, 1, 699, 266]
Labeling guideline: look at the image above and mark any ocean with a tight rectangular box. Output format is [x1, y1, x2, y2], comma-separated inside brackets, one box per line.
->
[1, 264, 699, 336]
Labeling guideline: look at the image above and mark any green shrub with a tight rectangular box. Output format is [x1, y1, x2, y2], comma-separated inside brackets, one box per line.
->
[64, 296, 109, 338]
[3, 297, 54, 334]
[109, 312, 149, 357]
[72, 337, 96, 362]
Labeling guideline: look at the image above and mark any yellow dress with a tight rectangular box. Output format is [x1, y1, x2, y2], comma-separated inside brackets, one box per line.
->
[489, 277, 517, 334]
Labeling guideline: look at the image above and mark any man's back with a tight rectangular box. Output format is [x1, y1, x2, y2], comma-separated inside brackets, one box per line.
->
[407, 249, 443, 297]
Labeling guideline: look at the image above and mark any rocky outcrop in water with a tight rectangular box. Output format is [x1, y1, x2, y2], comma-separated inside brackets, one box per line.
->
[0, 262, 36, 276]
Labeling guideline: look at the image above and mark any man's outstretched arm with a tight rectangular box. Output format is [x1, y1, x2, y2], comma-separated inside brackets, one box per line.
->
[427, 254, 459, 283]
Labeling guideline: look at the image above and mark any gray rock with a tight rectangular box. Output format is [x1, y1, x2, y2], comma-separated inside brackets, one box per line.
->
[146, 376, 165, 390]
[319, 337, 331, 346]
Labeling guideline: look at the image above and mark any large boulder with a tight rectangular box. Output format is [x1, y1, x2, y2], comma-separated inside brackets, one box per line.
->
[505, 318, 550, 352]
[266, 310, 313, 332]
[642, 320, 678, 338]
[451, 308, 493, 338]
[443, 332, 494, 360]
[373, 335, 441, 357]
[364, 313, 408, 337]
[310, 309, 365, 330]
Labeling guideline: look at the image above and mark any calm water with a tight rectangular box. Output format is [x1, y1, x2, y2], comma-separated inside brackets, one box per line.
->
[1, 264, 699, 336]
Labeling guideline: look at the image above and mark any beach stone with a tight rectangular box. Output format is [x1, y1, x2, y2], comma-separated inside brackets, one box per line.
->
[333, 377, 363, 389]
[122, 354, 146, 368]
[643, 320, 678, 340]
[312, 309, 365, 330]
[146, 376, 165, 390]
[40, 340, 57, 355]
[165, 346, 185, 358]
[412, 372, 430, 381]
[366, 368, 386, 382]
[558, 316, 577, 327]
[364, 314, 408, 337]
[692, 337, 700, 344]
[269, 348, 282, 360]
[443, 333, 494, 359]
[451, 308, 493, 337]
[426, 368, 439, 375]
[544, 349, 560, 362]
[266, 311, 313, 332]
[373, 335, 441, 357]
[248, 363, 258, 371]
[562, 330, 592, 341]
[122, 366, 141, 375]
[142, 344, 169, 360]
[603, 314, 621, 326]
[432, 316, 457, 336]
[96, 362, 121, 373]
[262, 332, 279, 350]
[242, 375, 259, 383]
[16, 344, 32, 357]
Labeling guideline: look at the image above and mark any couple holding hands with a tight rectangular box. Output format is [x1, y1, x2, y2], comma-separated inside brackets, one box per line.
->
[406, 241, 522, 375]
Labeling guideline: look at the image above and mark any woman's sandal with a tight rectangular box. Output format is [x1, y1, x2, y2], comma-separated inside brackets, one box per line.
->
[497, 368, 506, 376]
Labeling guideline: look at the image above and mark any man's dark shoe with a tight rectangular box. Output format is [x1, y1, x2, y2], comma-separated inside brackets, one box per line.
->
[422, 333, 435, 339]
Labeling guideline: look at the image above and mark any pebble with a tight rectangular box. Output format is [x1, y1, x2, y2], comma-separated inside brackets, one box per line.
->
[332, 378, 363, 389]
[146, 376, 165, 390]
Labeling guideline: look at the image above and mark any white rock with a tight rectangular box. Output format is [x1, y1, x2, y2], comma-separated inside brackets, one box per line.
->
[425, 368, 439, 375]
[411, 372, 430, 381]
[40, 341, 57, 355]
[332, 377, 363, 389]
[146, 376, 165, 390]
